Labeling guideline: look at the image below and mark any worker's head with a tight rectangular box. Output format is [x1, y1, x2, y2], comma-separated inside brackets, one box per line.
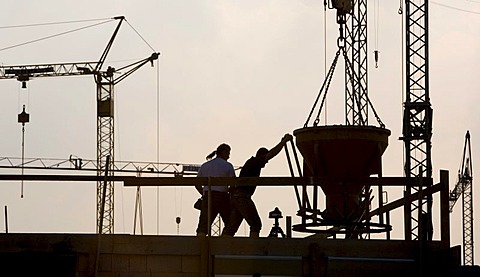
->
[255, 147, 269, 166]
[206, 143, 231, 161]
[217, 143, 231, 160]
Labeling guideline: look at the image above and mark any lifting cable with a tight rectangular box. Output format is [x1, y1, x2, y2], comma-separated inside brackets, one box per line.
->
[399, 0, 405, 177]
[156, 58, 161, 235]
[125, 20, 156, 52]
[114, 79, 127, 234]
[17, 83, 30, 198]
[0, 17, 158, 55]
[0, 17, 112, 29]
[374, 0, 380, 68]
[431, 1, 480, 15]
[323, 0, 329, 124]
[18, 105, 28, 198]
[175, 186, 183, 235]
[0, 19, 114, 52]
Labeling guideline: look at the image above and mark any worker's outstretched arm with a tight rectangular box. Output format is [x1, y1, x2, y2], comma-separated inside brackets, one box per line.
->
[266, 133, 293, 162]
[195, 184, 203, 195]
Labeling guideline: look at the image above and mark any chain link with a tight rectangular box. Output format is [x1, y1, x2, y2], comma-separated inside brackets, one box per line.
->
[304, 48, 341, 127]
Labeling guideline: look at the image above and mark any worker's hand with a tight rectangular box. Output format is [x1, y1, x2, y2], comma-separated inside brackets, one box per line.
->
[282, 133, 293, 142]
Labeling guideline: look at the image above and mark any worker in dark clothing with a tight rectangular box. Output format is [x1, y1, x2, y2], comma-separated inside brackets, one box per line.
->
[222, 133, 293, 238]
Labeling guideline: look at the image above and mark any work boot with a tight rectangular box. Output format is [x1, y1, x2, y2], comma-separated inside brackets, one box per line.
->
[250, 231, 259, 238]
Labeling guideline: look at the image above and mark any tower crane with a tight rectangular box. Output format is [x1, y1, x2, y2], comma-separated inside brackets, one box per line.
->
[449, 131, 474, 265]
[341, 0, 434, 241]
[400, 0, 433, 242]
[331, 0, 432, 240]
[0, 16, 160, 234]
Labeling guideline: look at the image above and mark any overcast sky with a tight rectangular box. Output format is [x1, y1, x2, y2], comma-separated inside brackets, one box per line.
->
[0, 0, 479, 265]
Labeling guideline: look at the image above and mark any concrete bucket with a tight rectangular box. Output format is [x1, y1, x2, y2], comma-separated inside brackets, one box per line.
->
[293, 125, 391, 222]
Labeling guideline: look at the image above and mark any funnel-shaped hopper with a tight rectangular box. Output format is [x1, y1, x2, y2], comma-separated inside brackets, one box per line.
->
[294, 125, 390, 221]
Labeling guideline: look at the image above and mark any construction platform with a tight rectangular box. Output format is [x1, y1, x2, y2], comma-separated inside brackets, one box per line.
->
[2, 170, 480, 276]
[0, 233, 465, 276]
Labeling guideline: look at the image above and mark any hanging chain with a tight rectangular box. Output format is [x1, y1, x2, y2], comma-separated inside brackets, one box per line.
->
[304, 48, 341, 127]
[342, 49, 385, 128]
[314, 49, 341, 126]
[366, 95, 385, 128]
[304, 16, 345, 128]
[304, 10, 384, 128]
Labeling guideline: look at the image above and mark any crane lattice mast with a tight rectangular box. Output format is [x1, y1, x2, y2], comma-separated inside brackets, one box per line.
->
[345, 0, 368, 126]
[0, 16, 159, 234]
[344, 0, 433, 241]
[400, 0, 433, 241]
[449, 131, 474, 266]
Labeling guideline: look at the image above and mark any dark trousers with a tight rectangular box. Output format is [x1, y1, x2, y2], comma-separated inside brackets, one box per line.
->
[196, 191, 230, 235]
[222, 191, 262, 236]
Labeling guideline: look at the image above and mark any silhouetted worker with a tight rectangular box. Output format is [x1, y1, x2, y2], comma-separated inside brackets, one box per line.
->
[195, 143, 235, 236]
[222, 134, 293, 238]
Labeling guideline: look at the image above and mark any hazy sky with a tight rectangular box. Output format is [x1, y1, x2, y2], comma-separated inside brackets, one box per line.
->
[0, 0, 479, 265]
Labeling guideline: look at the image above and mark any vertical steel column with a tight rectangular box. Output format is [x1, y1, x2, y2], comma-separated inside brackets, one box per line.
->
[96, 72, 115, 234]
[440, 170, 451, 250]
[401, 0, 432, 240]
[345, 0, 370, 239]
[344, 0, 368, 126]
